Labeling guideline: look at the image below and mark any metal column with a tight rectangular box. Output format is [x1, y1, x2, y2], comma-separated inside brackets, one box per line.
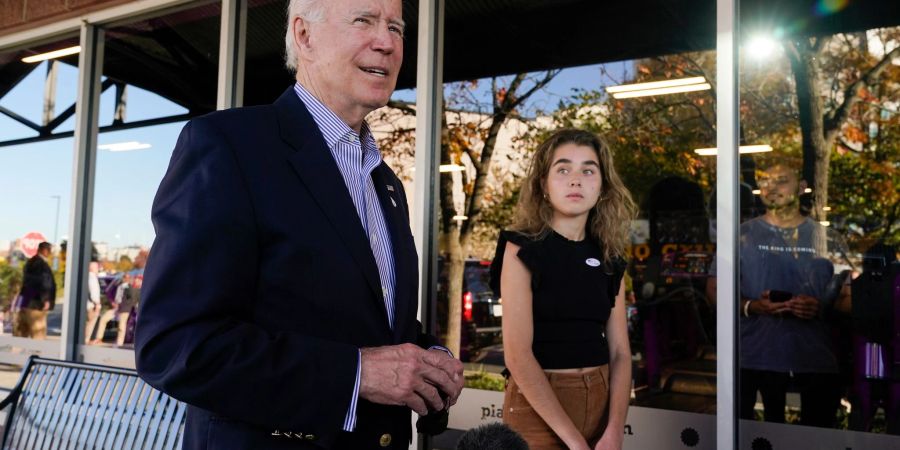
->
[61, 23, 104, 361]
[217, 0, 247, 109]
[716, 0, 740, 449]
[412, 0, 444, 448]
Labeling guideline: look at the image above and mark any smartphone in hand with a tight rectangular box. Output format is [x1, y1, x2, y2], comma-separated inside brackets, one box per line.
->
[769, 290, 793, 303]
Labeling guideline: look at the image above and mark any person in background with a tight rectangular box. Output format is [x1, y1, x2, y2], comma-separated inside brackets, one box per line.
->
[91, 273, 129, 345]
[15, 242, 56, 339]
[738, 161, 851, 427]
[492, 129, 635, 450]
[85, 261, 102, 343]
[116, 273, 141, 348]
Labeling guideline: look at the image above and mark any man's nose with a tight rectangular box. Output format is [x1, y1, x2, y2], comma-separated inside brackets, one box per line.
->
[372, 25, 397, 53]
[569, 177, 582, 187]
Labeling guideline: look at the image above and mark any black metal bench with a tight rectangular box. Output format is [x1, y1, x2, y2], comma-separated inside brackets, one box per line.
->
[0, 356, 185, 450]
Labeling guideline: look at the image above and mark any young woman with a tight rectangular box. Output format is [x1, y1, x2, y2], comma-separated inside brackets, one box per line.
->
[491, 129, 635, 450]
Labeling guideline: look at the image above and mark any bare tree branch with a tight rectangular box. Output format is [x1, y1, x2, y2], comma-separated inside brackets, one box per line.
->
[825, 44, 900, 138]
[507, 70, 562, 111]
[463, 144, 480, 173]
[386, 100, 416, 116]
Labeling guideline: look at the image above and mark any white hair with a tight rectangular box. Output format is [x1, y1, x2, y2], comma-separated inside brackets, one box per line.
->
[284, 0, 327, 74]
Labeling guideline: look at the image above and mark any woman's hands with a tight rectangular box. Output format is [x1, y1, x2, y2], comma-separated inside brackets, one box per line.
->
[593, 427, 623, 450]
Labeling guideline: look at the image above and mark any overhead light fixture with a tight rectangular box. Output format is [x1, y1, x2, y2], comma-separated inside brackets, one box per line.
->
[694, 144, 773, 156]
[819, 221, 831, 227]
[822, 206, 831, 211]
[452, 215, 468, 221]
[752, 189, 761, 195]
[439, 164, 465, 173]
[804, 188, 812, 193]
[98, 141, 152, 152]
[606, 76, 711, 99]
[21, 45, 81, 63]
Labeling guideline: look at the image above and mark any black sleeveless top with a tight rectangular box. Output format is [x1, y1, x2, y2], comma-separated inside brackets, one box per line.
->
[490, 230, 626, 369]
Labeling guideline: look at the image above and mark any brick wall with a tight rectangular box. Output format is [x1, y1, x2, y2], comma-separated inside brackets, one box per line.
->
[0, 0, 134, 37]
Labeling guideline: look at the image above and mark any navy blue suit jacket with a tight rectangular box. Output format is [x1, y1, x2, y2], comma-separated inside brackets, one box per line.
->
[136, 87, 439, 449]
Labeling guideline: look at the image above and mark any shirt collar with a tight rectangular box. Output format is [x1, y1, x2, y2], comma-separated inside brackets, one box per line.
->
[293, 81, 376, 151]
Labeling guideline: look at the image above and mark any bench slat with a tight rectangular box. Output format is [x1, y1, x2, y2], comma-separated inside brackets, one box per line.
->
[22, 364, 69, 450]
[82, 371, 113, 449]
[115, 378, 154, 450]
[151, 394, 183, 450]
[64, 368, 103, 450]
[0, 357, 186, 450]
[8, 364, 50, 449]
[39, 365, 84, 450]
[55, 367, 86, 450]
[131, 386, 162, 449]
[106, 374, 143, 448]
[88, 375, 136, 448]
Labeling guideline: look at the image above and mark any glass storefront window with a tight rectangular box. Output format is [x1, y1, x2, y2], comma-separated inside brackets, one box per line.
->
[738, 8, 900, 447]
[0, 37, 80, 388]
[376, 55, 722, 447]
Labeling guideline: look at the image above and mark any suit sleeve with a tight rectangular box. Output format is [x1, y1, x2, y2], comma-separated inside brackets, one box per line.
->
[135, 118, 359, 436]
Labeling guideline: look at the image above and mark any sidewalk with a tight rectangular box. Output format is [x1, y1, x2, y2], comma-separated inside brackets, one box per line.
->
[0, 364, 22, 391]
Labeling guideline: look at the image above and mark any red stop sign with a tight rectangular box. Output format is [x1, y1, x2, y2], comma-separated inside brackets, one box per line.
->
[19, 232, 48, 258]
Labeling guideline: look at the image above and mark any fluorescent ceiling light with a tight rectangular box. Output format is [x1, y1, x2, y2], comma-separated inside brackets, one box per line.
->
[439, 164, 465, 173]
[819, 221, 831, 227]
[804, 188, 812, 193]
[452, 215, 468, 221]
[606, 77, 711, 99]
[611, 83, 711, 99]
[694, 145, 773, 156]
[606, 77, 707, 94]
[21, 46, 81, 63]
[98, 141, 152, 152]
[752, 189, 761, 195]
[822, 206, 831, 211]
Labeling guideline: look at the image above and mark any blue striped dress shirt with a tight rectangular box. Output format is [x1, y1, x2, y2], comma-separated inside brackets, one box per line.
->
[294, 82, 396, 432]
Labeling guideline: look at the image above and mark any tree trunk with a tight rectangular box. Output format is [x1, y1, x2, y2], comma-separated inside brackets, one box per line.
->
[789, 39, 830, 223]
[445, 227, 464, 358]
[439, 115, 463, 357]
[439, 72, 559, 359]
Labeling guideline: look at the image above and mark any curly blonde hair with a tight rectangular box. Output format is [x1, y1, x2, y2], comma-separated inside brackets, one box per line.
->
[511, 129, 636, 264]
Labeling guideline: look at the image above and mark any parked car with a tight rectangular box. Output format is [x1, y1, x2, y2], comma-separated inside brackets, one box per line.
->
[436, 257, 502, 361]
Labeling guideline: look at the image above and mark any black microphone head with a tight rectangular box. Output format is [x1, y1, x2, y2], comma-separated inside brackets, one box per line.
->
[455, 422, 528, 450]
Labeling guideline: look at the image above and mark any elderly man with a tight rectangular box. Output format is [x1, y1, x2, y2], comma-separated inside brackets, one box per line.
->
[135, 1, 464, 449]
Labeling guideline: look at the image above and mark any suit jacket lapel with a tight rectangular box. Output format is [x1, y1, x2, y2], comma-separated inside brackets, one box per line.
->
[370, 166, 414, 340]
[274, 88, 388, 323]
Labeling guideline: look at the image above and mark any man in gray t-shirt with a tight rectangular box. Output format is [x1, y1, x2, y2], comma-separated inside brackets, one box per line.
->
[739, 163, 850, 428]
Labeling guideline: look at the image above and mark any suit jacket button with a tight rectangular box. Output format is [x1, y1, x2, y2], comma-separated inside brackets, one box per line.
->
[379, 433, 392, 447]
[304, 434, 316, 440]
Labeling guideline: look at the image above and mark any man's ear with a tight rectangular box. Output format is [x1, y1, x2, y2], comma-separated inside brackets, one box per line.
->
[292, 16, 313, 54]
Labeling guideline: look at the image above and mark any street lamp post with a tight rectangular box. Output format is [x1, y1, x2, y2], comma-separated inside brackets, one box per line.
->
[50, 195, 60, 244]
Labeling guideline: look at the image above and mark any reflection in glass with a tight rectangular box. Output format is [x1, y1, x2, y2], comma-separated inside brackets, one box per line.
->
[738, 14, 900, 440]
[378, 55, 722, 420]
[739, 161, 851, 427]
